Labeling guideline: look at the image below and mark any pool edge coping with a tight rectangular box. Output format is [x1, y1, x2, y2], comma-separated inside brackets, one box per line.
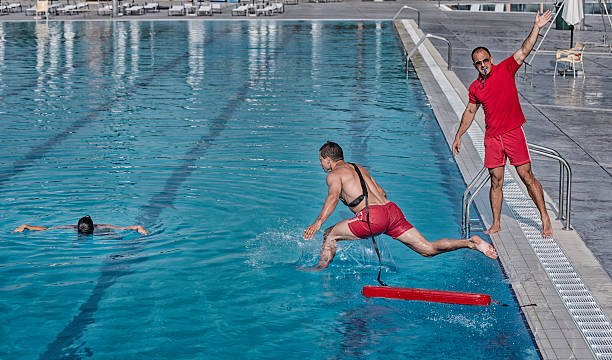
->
[394, 19, 612, 360]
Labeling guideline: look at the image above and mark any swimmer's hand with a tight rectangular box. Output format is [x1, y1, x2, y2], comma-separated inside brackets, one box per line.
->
[135, 226, 148, 235]
[13, 224, 47, 232]
[13, 224, 27, 233]
[303, 221, 322, 240]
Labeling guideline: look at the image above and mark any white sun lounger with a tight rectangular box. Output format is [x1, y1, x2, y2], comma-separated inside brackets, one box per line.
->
[97, 4, 112, 15]
[143, 2, 158, 12]
[197, 2, 212, 15]
[7, 3, 23, 12]
[231, 4, 248, 15]
[125, 4, 144, 14]
[168, 4, 185, 15]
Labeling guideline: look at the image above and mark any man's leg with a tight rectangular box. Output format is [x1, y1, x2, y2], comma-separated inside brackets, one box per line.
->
[486, 166, 504, 234]
[316, 219, 361, 269]
[394, 228, 497, 259]
[516, 163, 553, 237]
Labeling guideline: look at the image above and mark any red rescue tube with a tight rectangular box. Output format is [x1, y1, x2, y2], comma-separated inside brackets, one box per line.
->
[362, 286, 491, 306]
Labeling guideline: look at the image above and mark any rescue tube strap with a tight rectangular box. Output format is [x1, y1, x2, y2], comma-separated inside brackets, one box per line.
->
[350, 163, 387, 287]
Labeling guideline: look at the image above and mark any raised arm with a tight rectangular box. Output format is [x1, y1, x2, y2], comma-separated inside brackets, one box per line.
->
[452, 102, 480, 154]
[513, 10, 553, 65]
[96, 224, 149, 235]
[13, 224, 49, 232]
[303, 172, 342, 240]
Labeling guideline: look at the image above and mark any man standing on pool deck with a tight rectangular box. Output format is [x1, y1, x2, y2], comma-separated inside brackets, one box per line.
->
[452, 10, 553, 238]
[303, 141, 497, 269]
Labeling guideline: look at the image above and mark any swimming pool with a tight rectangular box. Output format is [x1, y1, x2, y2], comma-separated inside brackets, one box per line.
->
[0, 20, 538, 359]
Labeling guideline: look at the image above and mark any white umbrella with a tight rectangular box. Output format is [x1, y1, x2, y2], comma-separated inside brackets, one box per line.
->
[561, 0, 584, 25]
[561, 0, 584, 47]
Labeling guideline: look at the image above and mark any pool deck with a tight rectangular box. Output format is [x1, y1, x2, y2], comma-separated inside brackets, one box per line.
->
[2, 2, 612, 359]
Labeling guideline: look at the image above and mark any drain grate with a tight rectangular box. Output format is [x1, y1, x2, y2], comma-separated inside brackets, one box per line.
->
[399, 20, 612, 358]
[466, 124, 612, 359]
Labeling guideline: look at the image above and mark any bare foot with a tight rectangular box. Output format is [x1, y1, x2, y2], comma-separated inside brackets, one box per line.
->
[469, 235, 498, 259]
[484, 224, 501, 235]
[541, 215, 553, 238]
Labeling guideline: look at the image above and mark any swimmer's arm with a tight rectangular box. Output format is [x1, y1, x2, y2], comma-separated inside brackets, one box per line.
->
[95, 224, 149, 235]
[304, 172, 341, 240]
[13, 224, 49, 232]
[452, 102, 480, 155]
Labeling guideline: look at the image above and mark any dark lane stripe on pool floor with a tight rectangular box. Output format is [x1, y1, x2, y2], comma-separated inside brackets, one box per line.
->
[0, 23, 219, 189]
[39, 23, 303, 360]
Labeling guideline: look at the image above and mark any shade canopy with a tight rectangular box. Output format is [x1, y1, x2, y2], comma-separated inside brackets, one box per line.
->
[562, 0, 584, 26]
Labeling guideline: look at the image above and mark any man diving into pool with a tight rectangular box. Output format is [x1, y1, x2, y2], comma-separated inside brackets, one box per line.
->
[303, 141, 497, 269]
[14, 215, 148, 235]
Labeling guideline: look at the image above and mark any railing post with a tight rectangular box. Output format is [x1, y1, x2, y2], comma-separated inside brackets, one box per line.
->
[392, 5, 421, 28]
[404, 33, 452, 71]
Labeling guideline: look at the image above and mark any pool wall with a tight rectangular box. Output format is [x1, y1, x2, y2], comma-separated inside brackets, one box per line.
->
[393, 19, 609, 360]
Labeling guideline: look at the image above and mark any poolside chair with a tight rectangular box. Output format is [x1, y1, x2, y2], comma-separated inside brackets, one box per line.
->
[125, 3, 144, 14]
[143, 2, 158, 12]
[211, 2, 221, 13]
[7, 2, 23, 12]
[97, 4, 112, 15]
[197, 2, 212, 15]
[168, 3, 185, 15]
[57, 3, 77, 14]
[184, 2, 196, 14]
[25, 4, 36, 15]
[273, 1, 283, 13]
[231, 4, 248, 15]
[256, 3, 276, 15]
[71, 2, 89, 14]
[554, 42, 585, 78]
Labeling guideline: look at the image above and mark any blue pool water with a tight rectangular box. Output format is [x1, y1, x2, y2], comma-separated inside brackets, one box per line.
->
[0, 21, 538, 359]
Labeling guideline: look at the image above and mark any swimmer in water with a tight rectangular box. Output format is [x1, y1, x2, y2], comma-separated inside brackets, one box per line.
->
[303, 141, 497, 269]
[14, 215, 148, 235]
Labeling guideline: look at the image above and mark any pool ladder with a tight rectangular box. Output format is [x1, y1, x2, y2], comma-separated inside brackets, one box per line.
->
[462, 143, 573, 238]
[404, 33, 452, 71]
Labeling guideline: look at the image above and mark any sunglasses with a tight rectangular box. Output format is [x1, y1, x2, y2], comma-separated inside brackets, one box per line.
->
[473, 58, 491, 67]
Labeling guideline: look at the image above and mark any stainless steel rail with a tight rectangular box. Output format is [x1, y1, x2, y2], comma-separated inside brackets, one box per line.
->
[462, 143, 573, 238]
[392, 5, 420, 27]
[404, 34, 452, 71]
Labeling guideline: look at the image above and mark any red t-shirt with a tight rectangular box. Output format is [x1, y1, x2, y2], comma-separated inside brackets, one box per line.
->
[468, 56, 526, 138]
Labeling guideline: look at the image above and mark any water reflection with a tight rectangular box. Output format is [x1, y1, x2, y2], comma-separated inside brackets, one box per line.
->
[311, 22, 322, 80]
[63, 22, 74, 85]
[113, 21, 127, 88]
[129, 21, 139, 85]
[0, 23, 4, 92]
[187, 21, 205, 91]
[248, 22, 278, 83]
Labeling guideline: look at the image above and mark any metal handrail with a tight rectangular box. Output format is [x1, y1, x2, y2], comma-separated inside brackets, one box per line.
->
[404, 33, 452, 71]
[392, 5, 420, 27]
[462, 143, 573, 238]
[462, 166, 489, 237]
[528, 144, 572, 229]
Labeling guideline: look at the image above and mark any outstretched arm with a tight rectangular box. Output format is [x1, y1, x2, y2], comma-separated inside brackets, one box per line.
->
[452, 102, 480, 154]
[303, 173, 342, 240]
[13, 224, 49, 232]
[513, 10, 553, 65]
[96, 224, 149, 235]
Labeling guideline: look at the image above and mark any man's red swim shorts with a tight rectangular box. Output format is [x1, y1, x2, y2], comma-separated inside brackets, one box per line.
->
[484, 126, 531, 169]
[347, 202, 414, 239]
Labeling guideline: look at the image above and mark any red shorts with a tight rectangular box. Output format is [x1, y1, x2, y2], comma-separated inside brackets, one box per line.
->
[347, 202, 414, 239]
[484, 126, 531, 168]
